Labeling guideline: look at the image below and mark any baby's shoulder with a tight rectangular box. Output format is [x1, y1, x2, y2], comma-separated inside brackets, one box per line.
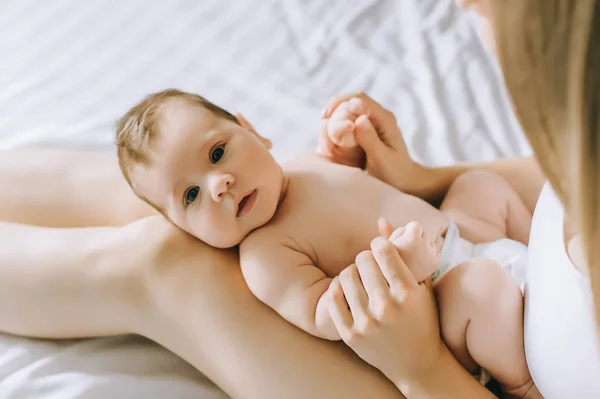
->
[242, 223, 285, 248]
[239, 224, 314, 277]
[283, 151, 330, 168]
[240, 222, 305, 256]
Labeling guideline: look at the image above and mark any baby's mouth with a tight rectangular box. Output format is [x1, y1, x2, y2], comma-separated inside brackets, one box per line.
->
[236, 190, 257, 217]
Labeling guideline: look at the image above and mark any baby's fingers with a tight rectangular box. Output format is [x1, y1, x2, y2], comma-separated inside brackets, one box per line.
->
[328, 120, 355, 146]
[378, 218, 395, 239]
[347, 97, 366, 117]
[322, 92, 372, 118]
[389, 226, 407, 243]
[378, 218, 407, 243]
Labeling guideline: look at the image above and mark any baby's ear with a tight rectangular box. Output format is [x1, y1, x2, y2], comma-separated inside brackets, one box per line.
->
[235, 113, 272, 149]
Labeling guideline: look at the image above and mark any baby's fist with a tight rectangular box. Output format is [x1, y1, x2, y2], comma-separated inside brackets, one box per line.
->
[379, 219, 440, 283]
[327, 97, 366, 148]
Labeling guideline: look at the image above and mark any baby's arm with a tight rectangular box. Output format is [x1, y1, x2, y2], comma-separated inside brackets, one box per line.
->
[240, 233, 340, 340]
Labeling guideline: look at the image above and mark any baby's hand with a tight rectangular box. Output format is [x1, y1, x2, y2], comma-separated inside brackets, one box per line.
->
[378, 219, 440, 283]
[326, 97, 366, 148]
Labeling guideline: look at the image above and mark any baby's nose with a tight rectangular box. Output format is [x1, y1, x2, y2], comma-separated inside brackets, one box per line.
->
[210, 173, 234, 202]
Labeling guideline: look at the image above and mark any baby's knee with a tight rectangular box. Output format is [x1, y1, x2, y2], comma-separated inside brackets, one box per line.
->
[443, 170, 514, 216]
[436, 258, 522, 313]
[449, 170, 509, 197]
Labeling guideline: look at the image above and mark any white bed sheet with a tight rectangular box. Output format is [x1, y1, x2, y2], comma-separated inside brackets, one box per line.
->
[0, 0, 530, 397]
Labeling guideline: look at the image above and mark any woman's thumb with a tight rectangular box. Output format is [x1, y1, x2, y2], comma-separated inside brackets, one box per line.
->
[355, 115, 385, 156]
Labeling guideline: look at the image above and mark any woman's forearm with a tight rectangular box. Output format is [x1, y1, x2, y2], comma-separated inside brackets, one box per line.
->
[0, 148, 406, 399]
[0, 221, 144, 338]
[0, 149, 156, 228]
[415, 155, 544, 213]
[136, 220, 405, 399]
[0, 214, 406, 399]
[393, 348, 497, 399]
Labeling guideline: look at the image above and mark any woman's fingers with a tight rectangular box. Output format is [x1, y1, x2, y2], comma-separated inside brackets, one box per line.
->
[370, 236, 418, 291]
[354, 115, 387, 156]
[328, 276, 353, 335]
[338, 264, 369, 323]
[355, 250, 390, 301]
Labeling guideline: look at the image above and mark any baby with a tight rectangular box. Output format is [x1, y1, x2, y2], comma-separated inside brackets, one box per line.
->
[116, 89, 537, 398]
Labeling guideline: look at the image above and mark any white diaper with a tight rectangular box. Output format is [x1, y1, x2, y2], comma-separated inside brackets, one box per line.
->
[433, 220, 527, 293]
[431, 220, 528, 386]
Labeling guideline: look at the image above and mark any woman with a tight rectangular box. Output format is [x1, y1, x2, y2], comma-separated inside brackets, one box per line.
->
[0, 1, 598, 398]
[318, 0, 600, 397]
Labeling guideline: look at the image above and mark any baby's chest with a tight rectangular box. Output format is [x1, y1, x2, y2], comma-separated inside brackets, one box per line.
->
[282, 164, 431, 276]
[293, 191, 397, 277]
[295, 194, 444, 277]
[296, 210, 378, 277]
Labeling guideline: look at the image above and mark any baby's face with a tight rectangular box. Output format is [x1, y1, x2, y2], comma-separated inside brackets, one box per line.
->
[133, 100, 283, 248]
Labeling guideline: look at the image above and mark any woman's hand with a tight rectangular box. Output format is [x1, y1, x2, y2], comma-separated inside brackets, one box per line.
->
[326, 228, 445, 387]
[317, 92, 426, 192]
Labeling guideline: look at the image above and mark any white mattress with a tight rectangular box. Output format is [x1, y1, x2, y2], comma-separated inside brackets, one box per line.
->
[0, 0, 530, 397]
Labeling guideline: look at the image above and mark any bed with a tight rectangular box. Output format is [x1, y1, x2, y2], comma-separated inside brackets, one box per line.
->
[0, 0, 530, 397]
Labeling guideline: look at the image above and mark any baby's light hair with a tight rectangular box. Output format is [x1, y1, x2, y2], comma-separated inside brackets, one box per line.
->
[115, 89, 238, 210]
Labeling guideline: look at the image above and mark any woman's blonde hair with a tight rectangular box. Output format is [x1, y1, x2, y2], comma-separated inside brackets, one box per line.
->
[489, 0, 600, 321]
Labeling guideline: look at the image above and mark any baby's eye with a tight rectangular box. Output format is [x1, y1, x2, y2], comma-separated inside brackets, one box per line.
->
[210, 144, 226, 164]
[184, 186, 200, 205]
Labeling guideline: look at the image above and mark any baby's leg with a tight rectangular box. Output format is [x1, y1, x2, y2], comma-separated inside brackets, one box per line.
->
[440, 170, 531, 245]
[435, 259, 541, 398]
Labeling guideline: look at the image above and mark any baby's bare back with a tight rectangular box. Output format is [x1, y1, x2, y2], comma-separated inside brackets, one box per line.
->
[264, 156, 450, 277]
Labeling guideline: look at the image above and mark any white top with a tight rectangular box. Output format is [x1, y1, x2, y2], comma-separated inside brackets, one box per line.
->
[525, 183, 600, 398]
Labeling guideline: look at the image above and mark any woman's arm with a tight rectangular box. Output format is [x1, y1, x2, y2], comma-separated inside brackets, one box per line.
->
[0, 149, 156, 227]
[319, 93, 545, 212]
[142, 220, 405, 399]
[0, 149, 405, 399]
[0, 221, 146, 338]
[0, 149, 153, 337]
[393, 348, 497, 399]
[0, 216, 405, 399]
[327, 237, 496, 398]
[417, 155, 544, 214]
